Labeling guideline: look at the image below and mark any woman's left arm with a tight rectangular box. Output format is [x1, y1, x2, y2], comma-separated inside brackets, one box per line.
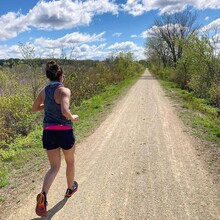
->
[32, 89, 45, 112]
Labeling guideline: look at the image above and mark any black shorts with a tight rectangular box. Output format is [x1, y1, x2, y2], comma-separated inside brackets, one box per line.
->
[42, 129, 75, 150]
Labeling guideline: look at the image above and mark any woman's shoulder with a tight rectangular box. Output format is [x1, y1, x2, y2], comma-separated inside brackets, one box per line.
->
[57, 86, 71, 95]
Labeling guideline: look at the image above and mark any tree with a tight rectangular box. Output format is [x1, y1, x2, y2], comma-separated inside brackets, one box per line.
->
[145, 9, 200, 67]
[179, 35, 220, 99]
[19, 42, 43, 100]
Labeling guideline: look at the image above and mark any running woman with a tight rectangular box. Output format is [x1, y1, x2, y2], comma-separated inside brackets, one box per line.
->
[32, 60, 79, 217]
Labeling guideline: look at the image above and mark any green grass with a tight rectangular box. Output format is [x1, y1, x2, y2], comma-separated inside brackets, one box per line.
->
[0, 169, 9, 188]
[160, 80, 220, 145]
[0, 73, 142, 191]
[74, 77, 138, 140]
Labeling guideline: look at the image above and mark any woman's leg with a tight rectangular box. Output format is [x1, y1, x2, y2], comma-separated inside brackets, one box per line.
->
[42, 148, 61, 194]
[62, 146, 75, 189]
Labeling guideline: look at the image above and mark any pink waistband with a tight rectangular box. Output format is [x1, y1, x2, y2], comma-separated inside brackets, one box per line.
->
[44, 124, 72, 130]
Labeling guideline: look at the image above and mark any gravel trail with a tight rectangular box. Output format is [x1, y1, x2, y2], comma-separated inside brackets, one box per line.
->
[7, 70, 220, 220]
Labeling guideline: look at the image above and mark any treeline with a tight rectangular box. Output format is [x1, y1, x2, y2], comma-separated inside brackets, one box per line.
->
[145, 10, 220, 107]
[0, 53, 145, 147]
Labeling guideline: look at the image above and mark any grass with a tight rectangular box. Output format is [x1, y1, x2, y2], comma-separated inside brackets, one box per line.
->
[74, 77, 138, 140]
[0, 169, 9, 188]
[0, 73, 141, 197]
[160, 80, 220, 145]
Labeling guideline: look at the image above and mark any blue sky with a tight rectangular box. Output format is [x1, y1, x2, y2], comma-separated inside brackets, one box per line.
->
[0, 0, 219, 60]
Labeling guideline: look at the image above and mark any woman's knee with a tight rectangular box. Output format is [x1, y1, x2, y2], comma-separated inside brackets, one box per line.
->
[50, 163, 61, 173]
[66, 157, 75, 167]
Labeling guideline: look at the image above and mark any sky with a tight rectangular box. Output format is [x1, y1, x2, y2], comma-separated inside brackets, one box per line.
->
[0, 0, 220, 60]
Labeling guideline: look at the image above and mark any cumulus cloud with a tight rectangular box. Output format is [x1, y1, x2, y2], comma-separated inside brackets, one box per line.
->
[0, 12, 30, 41]
[0, 39, 145, 60]
[71, 43, 108, 60]
[140, 26, 157, 39]
[32, 31, 106, 58]
[200, 18, 220, 32]
[140, 23, 193, 39]
[0, 44, 22, 59]
[0, 0, 118, 41]
[112, 32, 122, 37]
[108, 41, 145, 60]
[122, 0, 220, 15]
[34, 32, 105, 48]
[27, 0, 118, 30]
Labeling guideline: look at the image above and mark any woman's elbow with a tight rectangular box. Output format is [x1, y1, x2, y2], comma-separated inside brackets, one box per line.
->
[62, 110, 69, 118]
[32, 107, 37, 112]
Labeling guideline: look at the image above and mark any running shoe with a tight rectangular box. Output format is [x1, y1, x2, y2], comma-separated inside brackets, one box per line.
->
[65, 181, 78, 197]
[35, 192, 47, 217]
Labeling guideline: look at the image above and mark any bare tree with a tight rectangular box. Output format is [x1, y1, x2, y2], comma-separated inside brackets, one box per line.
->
[146, 9, 200, 67]
[19, 42, 43, 100]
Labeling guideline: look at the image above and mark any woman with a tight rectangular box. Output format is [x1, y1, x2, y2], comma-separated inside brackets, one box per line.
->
[32, 60, 79, 217]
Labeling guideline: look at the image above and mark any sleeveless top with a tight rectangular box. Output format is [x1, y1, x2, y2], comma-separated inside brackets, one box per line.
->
[43, 81, 73, 128]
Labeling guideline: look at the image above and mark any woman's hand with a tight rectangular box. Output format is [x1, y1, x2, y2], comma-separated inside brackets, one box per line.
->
[72, 114, 79, 122]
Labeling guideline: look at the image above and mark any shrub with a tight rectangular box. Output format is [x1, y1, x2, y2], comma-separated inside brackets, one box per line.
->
[209, 81, 220, 107]
[0, 94, 40, 145]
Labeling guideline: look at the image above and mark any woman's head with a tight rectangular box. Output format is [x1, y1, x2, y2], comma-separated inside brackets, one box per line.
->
[46, 60, 63, 81]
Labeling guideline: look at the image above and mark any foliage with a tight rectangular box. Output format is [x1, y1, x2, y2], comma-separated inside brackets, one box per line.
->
[0, 168, 8, 188]
[145, 9, 220, 107]
[64, 52, 144, 106]
[0, 94, 41, 147]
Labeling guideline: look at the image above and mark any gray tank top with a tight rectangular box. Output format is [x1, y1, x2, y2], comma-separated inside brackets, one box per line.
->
[43, 82, 73, 128]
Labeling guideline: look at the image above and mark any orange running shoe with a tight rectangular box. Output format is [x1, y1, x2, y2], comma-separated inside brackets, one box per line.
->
[35, 192, 47, 217]
[65, 181, 78, 197]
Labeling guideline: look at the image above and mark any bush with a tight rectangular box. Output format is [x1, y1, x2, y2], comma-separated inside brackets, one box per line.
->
[0, 94, 40, 145]
[209, 81, 220, 107]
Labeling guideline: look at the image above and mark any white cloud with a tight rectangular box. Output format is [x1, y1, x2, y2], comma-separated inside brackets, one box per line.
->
[140, 23, 190, 39]
[0, 0, 118, 41]
[0, 40, 145, 60]
[31, 32, 106, 58]
[122, 0, 220, 16]
[122, 0, 146, 16]
[213, 33, 220, 41]
[0, 12, 30, 41]
[200, 18, 220, 32]
[34, 32, 105, 49]
[140, 26, 157, 39]
[205, 16, 209, 20]
[131, 34, 138, 38]
[27, 0, 118, 30]
[71, 44, 108, 60]
[108, 41, 145, 60]
[112, 32, 122, 37]
[0, 44, 22, 59]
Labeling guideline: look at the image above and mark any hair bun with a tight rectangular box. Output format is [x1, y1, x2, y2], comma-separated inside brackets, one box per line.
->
[46, 60, 63, 81]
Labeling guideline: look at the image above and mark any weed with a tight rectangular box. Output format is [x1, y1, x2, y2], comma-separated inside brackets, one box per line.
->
[0, 168, 9, 188]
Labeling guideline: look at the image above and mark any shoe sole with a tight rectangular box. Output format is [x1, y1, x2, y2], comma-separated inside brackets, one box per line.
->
[65, 187, 78, 197]
[35, 194, 47, 217]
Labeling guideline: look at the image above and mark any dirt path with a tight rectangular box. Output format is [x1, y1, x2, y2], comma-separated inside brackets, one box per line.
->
[6, 70, 220, 220]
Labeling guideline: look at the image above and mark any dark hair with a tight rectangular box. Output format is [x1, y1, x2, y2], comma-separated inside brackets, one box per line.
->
[46, 60, 63, 81]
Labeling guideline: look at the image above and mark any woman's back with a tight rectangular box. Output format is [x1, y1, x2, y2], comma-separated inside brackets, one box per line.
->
[43, 82, 72, 127]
